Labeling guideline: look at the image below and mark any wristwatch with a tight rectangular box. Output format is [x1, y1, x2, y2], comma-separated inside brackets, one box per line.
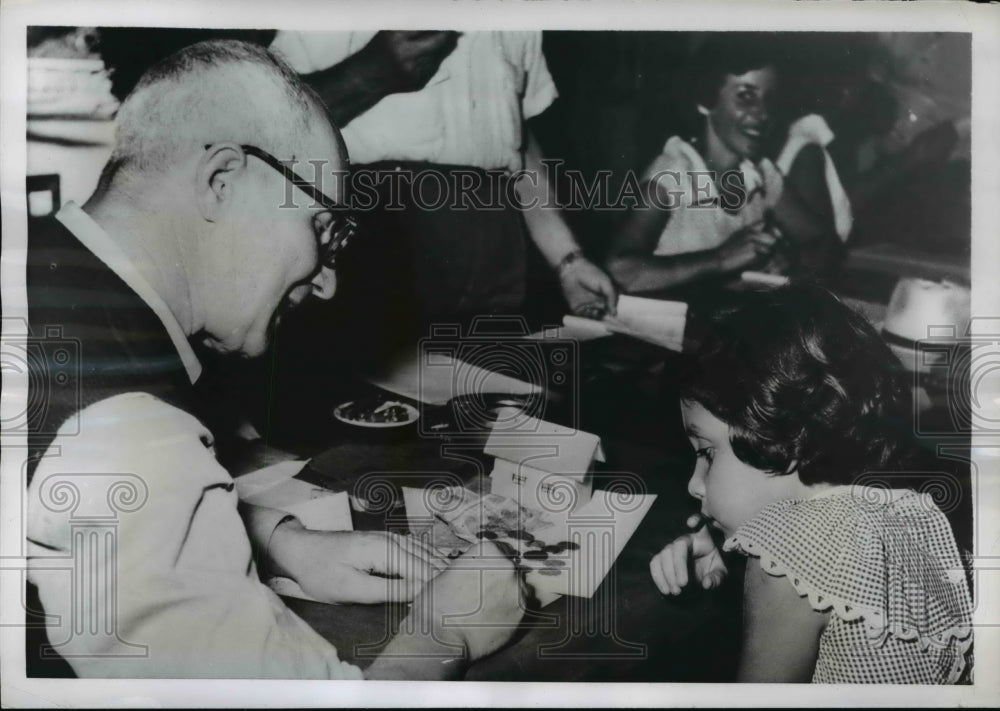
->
[556, 249, 584, 277]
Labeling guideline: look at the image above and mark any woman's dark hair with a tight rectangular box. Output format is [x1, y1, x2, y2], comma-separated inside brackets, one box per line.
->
[689, 32, 790, 111]
[679, 284, 915, 486]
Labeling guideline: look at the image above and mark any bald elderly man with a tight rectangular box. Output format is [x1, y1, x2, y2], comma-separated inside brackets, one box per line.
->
[25, 40, 523, 679]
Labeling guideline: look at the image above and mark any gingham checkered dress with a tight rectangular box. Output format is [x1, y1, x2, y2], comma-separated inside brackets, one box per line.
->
[724, 486, 973, 684]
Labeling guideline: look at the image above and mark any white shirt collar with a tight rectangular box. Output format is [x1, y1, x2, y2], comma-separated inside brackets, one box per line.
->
[56, 202, 203, 384]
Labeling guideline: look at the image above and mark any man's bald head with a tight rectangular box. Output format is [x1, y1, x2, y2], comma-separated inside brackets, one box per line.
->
[84, 39, 348, 359]
[104, 39, 332, 186]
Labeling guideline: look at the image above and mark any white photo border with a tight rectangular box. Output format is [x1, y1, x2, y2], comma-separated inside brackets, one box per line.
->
[2, 0, 998, 707]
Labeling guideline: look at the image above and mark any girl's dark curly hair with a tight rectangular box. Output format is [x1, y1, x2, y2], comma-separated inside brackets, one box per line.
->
[679, 285, 916, 485]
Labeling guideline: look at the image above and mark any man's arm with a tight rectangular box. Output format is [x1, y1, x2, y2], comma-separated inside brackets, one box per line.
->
[26, 393, 363, 678]
[255, 515, 447, 604]
[364, 542, 525, 680]
[297, 31, 459, 127]
[28, 393, 526, 680]
[517, 129, 618, 316]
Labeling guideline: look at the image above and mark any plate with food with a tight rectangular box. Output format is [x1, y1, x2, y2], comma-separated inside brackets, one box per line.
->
[333, 396, 419, 428]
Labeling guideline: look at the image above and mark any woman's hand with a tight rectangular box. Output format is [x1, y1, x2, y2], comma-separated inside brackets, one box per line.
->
[751, 222, 797, 275]
[650, 515, 728, 595]
[713, 226, 776, 275]
[268, 520, 449, 604]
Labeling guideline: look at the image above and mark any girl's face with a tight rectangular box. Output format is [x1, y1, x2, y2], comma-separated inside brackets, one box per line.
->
[703, 66, 779, 168]
[681, 400, 808, 536]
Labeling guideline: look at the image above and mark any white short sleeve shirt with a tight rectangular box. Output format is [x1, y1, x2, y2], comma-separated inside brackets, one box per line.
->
[270, 30, 558, 171]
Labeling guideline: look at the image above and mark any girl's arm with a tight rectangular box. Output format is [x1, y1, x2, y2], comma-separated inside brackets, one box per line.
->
[736, 560, 829, 683]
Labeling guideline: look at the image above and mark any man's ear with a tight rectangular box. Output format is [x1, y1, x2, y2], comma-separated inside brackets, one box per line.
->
[697, 104, 710, 116]
[196, 143, 246, 222]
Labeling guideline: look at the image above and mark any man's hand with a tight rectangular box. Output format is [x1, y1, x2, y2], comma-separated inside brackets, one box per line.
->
[408, 541, 526, 661]
[650, 515, 728, 595]
[360, 30, 460, 94]
[558, 252, 619, 318]
[364, 542, 527, 679]
[268, 520, 448, 604]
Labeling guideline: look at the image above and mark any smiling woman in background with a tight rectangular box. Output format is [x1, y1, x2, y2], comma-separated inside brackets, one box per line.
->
[605, 33, 852, 294]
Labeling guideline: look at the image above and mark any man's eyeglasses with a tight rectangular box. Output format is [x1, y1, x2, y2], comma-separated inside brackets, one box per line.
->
[205, 143, 358, 269]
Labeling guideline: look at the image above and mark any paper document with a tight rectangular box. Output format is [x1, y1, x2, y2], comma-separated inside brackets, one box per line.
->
[554, 296, 687, 351]
[404, 485, 655, 606]
[233, 459, 307, 499]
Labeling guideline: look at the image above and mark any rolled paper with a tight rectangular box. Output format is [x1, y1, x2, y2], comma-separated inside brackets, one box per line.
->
[561, 314, 613, 340]
[741, 271, 790, 287]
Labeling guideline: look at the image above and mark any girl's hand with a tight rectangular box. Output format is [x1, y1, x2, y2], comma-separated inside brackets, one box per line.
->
[649, 514, 728, 595]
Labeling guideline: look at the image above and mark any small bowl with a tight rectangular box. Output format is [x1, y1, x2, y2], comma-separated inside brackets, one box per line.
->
[333, 399, 419, 429]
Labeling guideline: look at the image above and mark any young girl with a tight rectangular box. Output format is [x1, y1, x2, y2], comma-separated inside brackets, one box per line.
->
[650, 285, 973, 683]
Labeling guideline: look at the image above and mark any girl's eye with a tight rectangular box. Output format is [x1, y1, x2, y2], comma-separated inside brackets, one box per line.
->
[694, 447, 714, 463]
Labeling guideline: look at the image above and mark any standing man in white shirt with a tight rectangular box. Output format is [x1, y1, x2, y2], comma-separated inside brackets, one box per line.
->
[269, 30, 617, 345]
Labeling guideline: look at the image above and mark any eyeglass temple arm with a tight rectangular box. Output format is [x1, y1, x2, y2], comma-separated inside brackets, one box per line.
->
[202, 143, 345, 212]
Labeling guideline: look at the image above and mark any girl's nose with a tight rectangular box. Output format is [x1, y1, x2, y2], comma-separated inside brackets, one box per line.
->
[311, 266, 337, 301]
[687, 463, 706, 500]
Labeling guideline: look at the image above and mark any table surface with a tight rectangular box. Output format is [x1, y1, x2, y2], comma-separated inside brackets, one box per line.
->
[251, 335, 744, 682]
